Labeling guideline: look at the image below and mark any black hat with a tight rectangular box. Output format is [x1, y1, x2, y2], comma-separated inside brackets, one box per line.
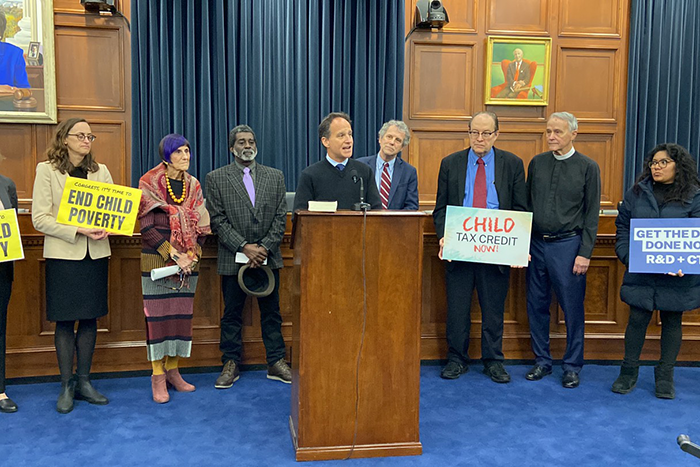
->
[237, 264, 275, 297]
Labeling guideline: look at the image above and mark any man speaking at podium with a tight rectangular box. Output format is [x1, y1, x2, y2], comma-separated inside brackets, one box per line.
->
[433, 111, 527, 384]
[293, 112, 382, 212]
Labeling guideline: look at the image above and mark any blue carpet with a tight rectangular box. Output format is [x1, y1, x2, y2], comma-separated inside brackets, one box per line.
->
[2, 364, 700, 466]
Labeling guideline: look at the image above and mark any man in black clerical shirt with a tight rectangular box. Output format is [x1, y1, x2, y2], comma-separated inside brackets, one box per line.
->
[293, 112, 381, 212]
[525, 112, 601, 389]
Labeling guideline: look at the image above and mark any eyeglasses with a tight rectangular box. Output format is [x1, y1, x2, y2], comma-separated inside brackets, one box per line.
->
[648, 159, 674, 168]
[68, 133, 97, 142]
[468, 130, 496, 139]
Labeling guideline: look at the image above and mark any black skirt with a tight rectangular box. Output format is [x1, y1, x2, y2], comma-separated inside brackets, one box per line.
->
[45, 255, 109, 321]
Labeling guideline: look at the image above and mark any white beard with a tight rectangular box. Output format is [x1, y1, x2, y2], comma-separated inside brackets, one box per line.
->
[234, 148, 257, 161]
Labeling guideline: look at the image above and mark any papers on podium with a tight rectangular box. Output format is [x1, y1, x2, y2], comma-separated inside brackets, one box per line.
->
[307, 200, 337, 212]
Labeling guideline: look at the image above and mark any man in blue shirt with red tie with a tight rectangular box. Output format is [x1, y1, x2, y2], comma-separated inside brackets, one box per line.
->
[433, 111, 527, 383]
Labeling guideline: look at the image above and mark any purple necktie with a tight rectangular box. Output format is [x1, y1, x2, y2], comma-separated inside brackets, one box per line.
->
[243, 167, 255, 206]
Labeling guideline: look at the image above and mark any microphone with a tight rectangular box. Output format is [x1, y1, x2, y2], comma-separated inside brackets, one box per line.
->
[678, 435, 700, 459]
[351, 169, 371, 211]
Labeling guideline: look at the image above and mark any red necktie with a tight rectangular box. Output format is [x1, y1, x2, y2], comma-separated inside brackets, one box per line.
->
[380, 162, 391, 209]
[473, 158, 487, 208]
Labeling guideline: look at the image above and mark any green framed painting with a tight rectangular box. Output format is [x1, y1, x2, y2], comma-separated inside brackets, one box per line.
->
[485, 36, 552, 106]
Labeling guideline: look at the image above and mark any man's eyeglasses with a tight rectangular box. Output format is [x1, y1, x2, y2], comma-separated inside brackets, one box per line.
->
[68, 133, 97, 142]
[648, 159, 673, 168]
[468, 130, 496, 139]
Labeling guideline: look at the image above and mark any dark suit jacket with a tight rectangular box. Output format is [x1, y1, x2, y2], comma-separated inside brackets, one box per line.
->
[356, 154, 419, 210]
[0, 174, 18, 283]
[505, 60, 531, 90]
[205, 161, 287, 275]
[433, 146, 527, 240]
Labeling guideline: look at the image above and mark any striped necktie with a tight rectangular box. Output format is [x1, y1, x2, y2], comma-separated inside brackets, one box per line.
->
[380, 162, 391, 209]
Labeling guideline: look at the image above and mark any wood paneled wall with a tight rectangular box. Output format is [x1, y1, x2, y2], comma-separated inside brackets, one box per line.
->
[7, 1, 700, 381]
[9, 215, 700, 379]
[403, 0, 630, 209]
[2, 1, 131, 211]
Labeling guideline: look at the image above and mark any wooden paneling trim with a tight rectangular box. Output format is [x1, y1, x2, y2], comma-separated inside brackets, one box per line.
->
[9, 213, 700, 379]
[408, 41, 477, 121]
[54, 25, 126, 111]
[558, 0, 623, 38]
[439, 0, 477, 33]
[555, 47, 620, 122]
[485, 0, 550, 36]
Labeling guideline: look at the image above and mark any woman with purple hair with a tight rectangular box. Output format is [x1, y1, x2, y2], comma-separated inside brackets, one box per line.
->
[137, 134, 210, 403]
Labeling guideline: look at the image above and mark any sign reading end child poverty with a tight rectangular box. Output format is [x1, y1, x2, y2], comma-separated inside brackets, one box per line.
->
[629, 218, 700, 274]
[56, 177, 142, 236]
[0, 209, 24, 263]
[442, 206, 532, 267]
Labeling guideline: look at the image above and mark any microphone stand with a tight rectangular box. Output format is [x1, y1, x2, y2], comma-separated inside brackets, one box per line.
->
[678, 435, 700, 459]
[352, 173, 371, 211]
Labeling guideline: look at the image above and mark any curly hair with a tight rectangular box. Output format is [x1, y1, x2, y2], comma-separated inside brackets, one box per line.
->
[45, 118, 99, 174]
[633, 143, 700, 202]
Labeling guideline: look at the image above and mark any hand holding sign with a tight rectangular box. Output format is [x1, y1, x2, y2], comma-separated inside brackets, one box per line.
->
[77, 227, 109, 241]
[56, 177, 142, 236]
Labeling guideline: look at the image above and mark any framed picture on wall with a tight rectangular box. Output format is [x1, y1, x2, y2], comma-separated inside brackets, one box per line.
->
[0, 0, 57, 123]
[484, 36, 552, 106]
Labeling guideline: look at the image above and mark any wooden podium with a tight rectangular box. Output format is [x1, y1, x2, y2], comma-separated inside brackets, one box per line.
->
[289, 211, 426, 461]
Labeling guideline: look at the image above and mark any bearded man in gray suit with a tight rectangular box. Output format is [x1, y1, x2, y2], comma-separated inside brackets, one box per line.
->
[205, 125, 291, 389]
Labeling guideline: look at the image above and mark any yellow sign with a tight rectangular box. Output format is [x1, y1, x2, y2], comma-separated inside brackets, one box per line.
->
[57, 177, 142, 236]
[0, 209, 24, 263]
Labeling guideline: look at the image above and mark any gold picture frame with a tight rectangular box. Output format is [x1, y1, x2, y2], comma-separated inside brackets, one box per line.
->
[0, 0, 57, 123]
[485, 36, 552, 106]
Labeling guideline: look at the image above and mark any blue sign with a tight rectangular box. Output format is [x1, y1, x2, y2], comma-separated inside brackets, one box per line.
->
[629, 218, 700, 274]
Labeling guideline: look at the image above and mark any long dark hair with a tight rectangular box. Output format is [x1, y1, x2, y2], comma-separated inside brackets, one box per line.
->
[45, 118, 99, 174]
[633, 143, 700, 202]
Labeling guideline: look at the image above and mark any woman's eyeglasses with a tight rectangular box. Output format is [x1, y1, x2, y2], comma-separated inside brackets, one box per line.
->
[68, 133, 97, 142]
[648, 159, 673, 168]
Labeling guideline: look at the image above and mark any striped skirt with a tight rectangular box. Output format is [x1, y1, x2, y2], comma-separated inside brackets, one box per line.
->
[141, 252, 199, 361]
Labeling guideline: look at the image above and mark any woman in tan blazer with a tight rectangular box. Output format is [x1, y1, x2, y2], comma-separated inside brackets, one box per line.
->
[32, 118, 112, 414]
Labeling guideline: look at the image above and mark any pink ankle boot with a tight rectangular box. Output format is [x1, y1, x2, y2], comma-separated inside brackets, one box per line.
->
[166, 369, 195, 392]
[151, 374, 170, 403]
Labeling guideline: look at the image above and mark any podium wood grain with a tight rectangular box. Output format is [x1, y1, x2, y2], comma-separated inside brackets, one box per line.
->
[290, 211, 426, 461]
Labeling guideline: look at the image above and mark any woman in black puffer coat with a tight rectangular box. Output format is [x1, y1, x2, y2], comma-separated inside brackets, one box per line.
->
[612, 143, 700, 399]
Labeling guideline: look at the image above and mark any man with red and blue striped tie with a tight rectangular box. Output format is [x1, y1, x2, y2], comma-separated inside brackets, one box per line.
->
[357, 120, 419, 210]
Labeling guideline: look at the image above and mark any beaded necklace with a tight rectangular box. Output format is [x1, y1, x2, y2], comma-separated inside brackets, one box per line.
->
[165, 171, 186, 204]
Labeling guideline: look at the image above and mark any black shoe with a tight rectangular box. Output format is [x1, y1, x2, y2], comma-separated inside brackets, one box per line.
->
[57, 378, 76, 414]
[483, 362, 511, 383]
[612, 366, 638, 394]
[525, 364, 552, 381]
[654, 365, 675, 399]
[562, 371, 580, 388]
[0, 397, 18, 413]
[74, 375, 109, 405]
[440, 361, 468, 379]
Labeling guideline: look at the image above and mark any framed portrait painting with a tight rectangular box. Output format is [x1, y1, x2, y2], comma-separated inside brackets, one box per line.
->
[0, 0, 57, 123]
[485, 36, 552, 106]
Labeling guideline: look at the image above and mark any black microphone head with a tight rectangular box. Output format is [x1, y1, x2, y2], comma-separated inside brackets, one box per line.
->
[350, 169, 359, 183]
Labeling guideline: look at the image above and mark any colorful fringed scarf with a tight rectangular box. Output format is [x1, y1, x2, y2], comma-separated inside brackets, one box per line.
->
[138, 163, 211, 255]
